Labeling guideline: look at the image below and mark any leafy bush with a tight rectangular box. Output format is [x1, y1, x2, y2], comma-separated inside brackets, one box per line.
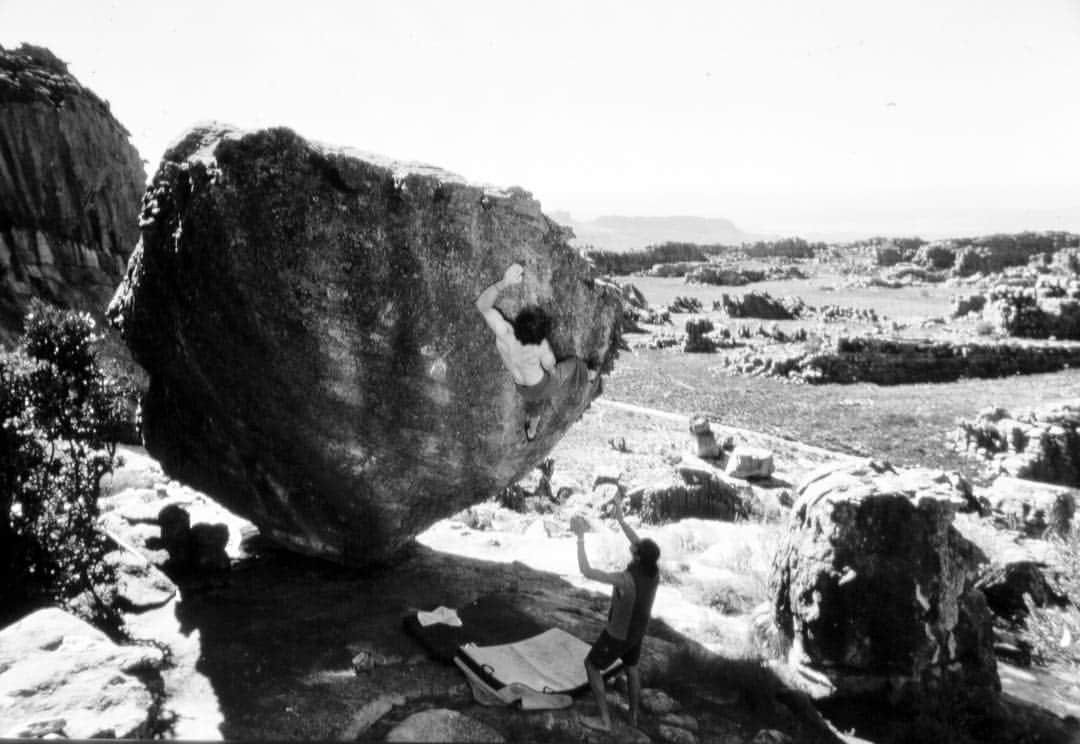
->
[1, 301, 130, 628]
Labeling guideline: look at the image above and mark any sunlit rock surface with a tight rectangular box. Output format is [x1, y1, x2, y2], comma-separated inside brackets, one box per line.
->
[109, 124, 622, 564]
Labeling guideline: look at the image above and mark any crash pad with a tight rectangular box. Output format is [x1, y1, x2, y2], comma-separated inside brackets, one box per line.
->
[458, 627, 618, 695]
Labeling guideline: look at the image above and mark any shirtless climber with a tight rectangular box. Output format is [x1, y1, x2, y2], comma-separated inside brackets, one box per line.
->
[571, 496, 661, 733]
[475, 262, 597, 440]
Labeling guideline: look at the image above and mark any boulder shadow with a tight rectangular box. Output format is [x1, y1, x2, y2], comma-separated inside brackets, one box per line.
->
[166, 541, 835, 742]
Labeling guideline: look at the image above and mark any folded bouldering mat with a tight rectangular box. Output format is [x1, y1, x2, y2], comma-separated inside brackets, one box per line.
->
[404, 594, 619, 710]
[457, 627, 619, 695]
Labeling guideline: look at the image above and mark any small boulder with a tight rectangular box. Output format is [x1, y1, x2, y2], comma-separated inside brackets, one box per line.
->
[752, 731, 794, 744]
[107, 548, 177, 611]
[976, 561, 1068, 622]
[384, 708, 504, 743]
[688, 415, 721, 459]
[658, 723, 698, 744]
[640, 688, 681, 715]
[725, 446, 775, 479]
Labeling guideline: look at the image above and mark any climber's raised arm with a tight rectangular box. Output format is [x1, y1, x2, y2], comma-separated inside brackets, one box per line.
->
[572, 517, 623, 585]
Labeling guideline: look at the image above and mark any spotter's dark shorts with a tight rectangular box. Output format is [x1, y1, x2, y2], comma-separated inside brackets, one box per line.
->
[585, 629, 641, 669]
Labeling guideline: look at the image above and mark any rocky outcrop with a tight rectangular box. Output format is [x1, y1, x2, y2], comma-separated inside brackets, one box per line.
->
[983, 278, 1080, 340]
[770, 460, 999, 702]
[720, 336, 1080, 385]
[950, 232, 1079, 277]
[385, 709, 504, 743]
[108, 124, 622, 565]
[0, 44, 145, 343]
[715, 291, 799, 320]
[954, 402, 1080, 488]
[686, 265, 765, 286]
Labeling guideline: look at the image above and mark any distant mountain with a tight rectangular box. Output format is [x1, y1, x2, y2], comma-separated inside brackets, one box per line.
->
[549, 212, 759, 251]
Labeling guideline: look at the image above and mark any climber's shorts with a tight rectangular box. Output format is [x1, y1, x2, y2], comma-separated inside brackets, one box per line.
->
[586, 629, 642, 669]
[516, 371, 559, 403]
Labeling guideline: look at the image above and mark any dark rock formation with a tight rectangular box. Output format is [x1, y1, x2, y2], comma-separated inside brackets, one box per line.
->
[682, 318, 716, 353]
[770, 460, 999, 702]
[715, 291, 799, 320]
[0, 44, 145, 344]
[983, 279, 1080, 340]
[949, 232, 1080, 277]
[108, 124, 622, 564]
[735, 336, 1080, 385]
[685, 265, 765, 286]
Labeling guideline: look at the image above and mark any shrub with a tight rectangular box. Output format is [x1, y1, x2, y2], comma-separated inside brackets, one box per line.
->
[0, 301, 129, 629]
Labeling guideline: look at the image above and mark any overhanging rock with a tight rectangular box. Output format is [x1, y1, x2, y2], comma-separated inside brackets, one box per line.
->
[108, 124, 622, 564]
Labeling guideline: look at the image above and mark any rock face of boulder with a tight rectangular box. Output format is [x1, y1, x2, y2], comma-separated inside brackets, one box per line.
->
[0, 44, 145, 343]
[770, 460, 999, 701]
[108, 124, 622, 564]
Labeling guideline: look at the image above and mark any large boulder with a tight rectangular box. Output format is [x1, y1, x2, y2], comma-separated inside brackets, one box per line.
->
[770, 460, 999, 702]
[108, 124, 622, 564]
[0, 44, 145, 343]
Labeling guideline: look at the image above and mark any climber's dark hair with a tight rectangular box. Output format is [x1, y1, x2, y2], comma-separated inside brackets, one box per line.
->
[512, 306, 552, 346]
[632, 538, 661, 578]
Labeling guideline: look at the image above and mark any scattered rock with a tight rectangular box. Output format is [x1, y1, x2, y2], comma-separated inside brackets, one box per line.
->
[640, 688, 681, 715]
[348, 641, 404, 673]
[336, 695, 401, 740]
[658, 723, 697, 744]
[106, 547, 177, 611]
[661, 712, 700, 732]
[384, 708, 504, 743]
[0, 608, 164, 739]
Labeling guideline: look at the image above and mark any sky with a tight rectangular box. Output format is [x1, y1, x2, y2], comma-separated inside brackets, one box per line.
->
[2, 0, 1080, 239]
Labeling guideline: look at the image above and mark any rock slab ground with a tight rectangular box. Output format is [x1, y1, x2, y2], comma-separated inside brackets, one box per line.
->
[0, 607, 164, 739]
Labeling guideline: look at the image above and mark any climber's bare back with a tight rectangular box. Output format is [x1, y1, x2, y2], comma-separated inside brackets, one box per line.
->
[494, 329, 555, 386]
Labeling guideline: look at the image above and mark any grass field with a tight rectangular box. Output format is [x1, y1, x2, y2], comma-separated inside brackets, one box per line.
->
[604, 274, 1080, 479]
